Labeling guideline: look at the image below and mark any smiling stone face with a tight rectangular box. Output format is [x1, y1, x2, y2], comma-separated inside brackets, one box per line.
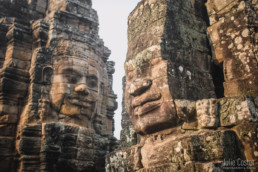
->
[124, 0, 179, 135]
[124, 0, 216, 135]
[50, 57, 103, 127]
[0, 0, 118, 171]
[125, 55, 178, 135]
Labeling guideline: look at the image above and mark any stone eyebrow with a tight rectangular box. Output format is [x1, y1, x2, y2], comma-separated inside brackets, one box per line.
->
[61, 68, 82, 76]
[87, 74, 98, 82]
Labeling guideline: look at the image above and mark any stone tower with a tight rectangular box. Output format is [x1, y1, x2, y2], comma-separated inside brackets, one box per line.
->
[106, 0, 257, 171]
[0, 0, 117, 171]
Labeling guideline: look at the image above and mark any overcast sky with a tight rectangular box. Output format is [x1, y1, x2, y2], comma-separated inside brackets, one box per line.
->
[92, 0, 141, 139]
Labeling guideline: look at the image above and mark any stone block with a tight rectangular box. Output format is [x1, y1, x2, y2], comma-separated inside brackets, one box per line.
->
[21, 125, 42, 137]
[223, 77, 258, 97]
[5, 45, 32, 61]
[0, 124, 16, 136]
[0, 104, 18, 115]
[139, 130, 239, 169]
[77, 148, 95, 161]
[0, 114, 17, 124]
[0, 137, 14, 154]
[120, 125, 138, 148]
[137, 163, 180, 172]
[1, 77, 28, 97]
[206, 0, 237, 16]
[0, 157, 13, 172]
[61, 134, 77, 147]
[77, 134, 94, 149]
[233, 122, 258, 161]
[170, 131, 240, 165]
[196, 99, 219, 129]
[4, 67, 29, 82]
[182, 121, 198, 130]
[106, 146, 142, 172]
[175, 99, 196, 122]
[194, 162, 223, 172]
[11, 58, 30, 70]
[207, 0, 258, 97]
[18, 137, 41, 155]
[219, 97, 258, 127]
[18, 155, 41, 172]
[59, 147, 77, 159]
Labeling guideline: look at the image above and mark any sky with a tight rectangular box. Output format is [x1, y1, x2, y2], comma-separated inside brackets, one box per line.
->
[92, 0, 141, 139]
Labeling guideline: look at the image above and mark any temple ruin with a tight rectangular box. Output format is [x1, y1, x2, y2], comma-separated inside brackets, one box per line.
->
[0, 0, 117, 171]
[106, 0, 257, 171]
[0, 0, 257, 172]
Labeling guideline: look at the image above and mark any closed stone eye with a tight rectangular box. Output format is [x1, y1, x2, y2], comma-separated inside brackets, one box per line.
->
[64, 75, 79, 84]
[87, 75, 98, 88]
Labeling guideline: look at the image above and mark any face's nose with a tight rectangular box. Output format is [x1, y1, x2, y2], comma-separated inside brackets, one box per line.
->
[129, 79, 152, 96]
[74, 84, 89, 95]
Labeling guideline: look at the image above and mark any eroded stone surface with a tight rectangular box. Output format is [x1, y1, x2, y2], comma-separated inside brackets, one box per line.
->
[219, 96, 258, 126]
[206, 0, 258, 97]
[0, 0, 117, 171]
[124, 0, 216, 136]
[120, 76, 139, 149]
[196, 98, 219, 129]
[107, 0, 258, 171]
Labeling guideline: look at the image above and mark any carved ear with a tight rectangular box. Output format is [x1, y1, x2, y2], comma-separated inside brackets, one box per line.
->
[42, 67, 53, 85]
[100, 82, 105, 94]
[93, 113, 104, 134]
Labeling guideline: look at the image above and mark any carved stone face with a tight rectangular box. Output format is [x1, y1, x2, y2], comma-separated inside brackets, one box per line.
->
[50, 57, 100, 124]
[125, 55, 178, 135]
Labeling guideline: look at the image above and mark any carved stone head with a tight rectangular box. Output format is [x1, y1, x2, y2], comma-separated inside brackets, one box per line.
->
[50, 55, 104, 128]
[125, 54, 177, 135]
[0, 0, 117, 171]
[124, 0, 216, 135]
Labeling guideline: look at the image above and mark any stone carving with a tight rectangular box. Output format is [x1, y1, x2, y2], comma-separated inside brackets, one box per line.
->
[125, 56, 178, 135]
[0, 0, 117, 171]
[196, 98, 219, 129]
[50, 57, 101, 126]
[124, 0, 215, 135]
[107, 0, 257, 171]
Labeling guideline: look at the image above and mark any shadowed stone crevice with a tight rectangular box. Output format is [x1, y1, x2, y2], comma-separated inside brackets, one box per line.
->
[211, 62, 225, 98]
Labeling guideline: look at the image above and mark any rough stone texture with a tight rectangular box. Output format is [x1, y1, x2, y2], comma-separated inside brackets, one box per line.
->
[124, 0, 216, 136]
[206, 0, 258, 97]
[219, 96, 258, 127]
[107, 0, 258, 171]
[196, 98, 219, 129]
[0, 0, 117, 171]
[120, 76, 139, 148]
[107, 98, 258, 171]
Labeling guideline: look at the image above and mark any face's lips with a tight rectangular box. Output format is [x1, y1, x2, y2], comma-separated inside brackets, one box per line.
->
[132, 92, 161, 108]
[134, 100, 161, 116]
[132, 92, 162, 116]
[68, 99, 91, 108]
[67, 95, 95, 109]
